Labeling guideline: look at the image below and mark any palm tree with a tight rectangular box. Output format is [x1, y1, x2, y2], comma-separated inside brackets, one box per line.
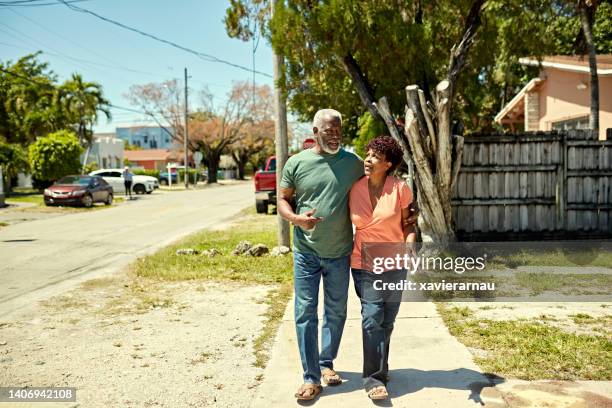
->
[58, 73, 111, 146]
[577, 0, 599, 133]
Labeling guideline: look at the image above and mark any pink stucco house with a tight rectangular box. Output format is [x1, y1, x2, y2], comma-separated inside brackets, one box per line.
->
[495, 55, 612, 140]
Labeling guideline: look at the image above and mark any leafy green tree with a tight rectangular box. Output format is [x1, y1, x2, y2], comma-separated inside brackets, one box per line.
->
[226, 0, 611, 135]
[0, 53, 60, 145]
[353, 112, 385, 158]
[547, 1, 611, 55]
[0, 140, 29, 193]
[58, 73, 111, 146]
[28, 130, 83, 189]
[1, 53, 111, 147]
[226, 0, 611, 241]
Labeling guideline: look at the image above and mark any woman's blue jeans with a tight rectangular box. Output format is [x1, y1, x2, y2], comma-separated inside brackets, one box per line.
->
[351, 268, 406, 391]
[294, 251, 351, 385]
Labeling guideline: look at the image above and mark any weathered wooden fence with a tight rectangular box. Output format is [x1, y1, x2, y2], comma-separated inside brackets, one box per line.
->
[451, 130, 612, 240]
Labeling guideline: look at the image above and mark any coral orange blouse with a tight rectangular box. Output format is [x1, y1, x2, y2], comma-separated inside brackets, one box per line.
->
[349, 176, 413, 270]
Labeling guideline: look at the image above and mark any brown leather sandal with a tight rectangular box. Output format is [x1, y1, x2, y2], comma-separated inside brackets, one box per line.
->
[321, 368, 342, 386]
[295, 383, 322, 401]
[367, 385, 389, 400]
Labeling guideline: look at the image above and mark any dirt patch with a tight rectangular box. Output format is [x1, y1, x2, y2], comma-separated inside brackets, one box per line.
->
[496, 381, 612, 408]
[0, 274, 274, 407]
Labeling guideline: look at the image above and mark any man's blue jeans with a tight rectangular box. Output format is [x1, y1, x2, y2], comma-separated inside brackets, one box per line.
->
[351, 268, 406, 391]
[294, 251, 350, 385]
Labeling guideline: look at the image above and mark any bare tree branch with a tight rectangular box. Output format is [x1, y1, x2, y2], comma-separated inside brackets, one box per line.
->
[340, 53, 381, 121]
[447, 0, 486, 98]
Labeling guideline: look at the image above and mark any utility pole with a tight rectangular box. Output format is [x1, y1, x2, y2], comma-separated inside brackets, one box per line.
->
[0, 166, 5, 208]
[271, 0, 289, 247]
[184, 67, 189, 189]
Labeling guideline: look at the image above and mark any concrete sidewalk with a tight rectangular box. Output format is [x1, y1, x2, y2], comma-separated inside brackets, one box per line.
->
[252, 284, 506, 407]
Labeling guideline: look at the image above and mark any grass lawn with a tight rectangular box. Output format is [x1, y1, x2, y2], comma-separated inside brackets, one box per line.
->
[514, 272, 612, 296]
[128, 208, 293, 368]
[132, 208, 292, 284]
[5, 193, 44, 206]
[487, 247, 612, 269]
[437, 304, 612, 380]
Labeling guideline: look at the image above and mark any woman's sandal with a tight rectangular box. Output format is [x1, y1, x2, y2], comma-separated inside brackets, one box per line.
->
[321, 368, 342, 386]
[367, 385, 389, 400]
[295, 383, 322, 401]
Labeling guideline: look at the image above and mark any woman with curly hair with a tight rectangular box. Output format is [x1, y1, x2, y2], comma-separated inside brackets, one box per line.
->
[349, 135, 417, 400]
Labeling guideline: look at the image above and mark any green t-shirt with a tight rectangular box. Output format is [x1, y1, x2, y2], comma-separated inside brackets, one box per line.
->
[280, 148, 364, 258]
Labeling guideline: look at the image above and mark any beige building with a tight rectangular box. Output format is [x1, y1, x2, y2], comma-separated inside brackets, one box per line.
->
[495, 55, 612, 140]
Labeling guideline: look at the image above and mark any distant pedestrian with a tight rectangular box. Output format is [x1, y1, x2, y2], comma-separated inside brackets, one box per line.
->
[123, 166, 133, 199]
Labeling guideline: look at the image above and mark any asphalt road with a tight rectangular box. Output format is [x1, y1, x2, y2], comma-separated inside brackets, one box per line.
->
[0, 182, 253, 318]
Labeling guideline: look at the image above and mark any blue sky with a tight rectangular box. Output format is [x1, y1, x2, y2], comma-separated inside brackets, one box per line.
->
[0, 0, 274, 133]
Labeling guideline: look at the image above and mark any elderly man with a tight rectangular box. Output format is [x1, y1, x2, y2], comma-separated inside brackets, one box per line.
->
[278, 109, 364, 401]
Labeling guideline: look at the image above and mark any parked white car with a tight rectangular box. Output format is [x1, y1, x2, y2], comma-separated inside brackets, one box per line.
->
[89, 169, 155, 195]
[132, 174, 159, 189]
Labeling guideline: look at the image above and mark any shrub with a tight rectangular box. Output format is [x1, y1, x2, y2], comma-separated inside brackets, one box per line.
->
[82, 161, 99, 174]
[178, 168, 201, 182]
[133, 169, 160, 179]
[29, 130, 82, 189]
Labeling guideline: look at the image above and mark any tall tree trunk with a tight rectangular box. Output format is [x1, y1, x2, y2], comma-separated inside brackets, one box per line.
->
[206, 152, 220, 184]
[237, 154, 247, 180]
[341, 0, 484, 243]
[231, 150, 248, 180]
[317, 2, 486, 242]
[578, 0, 599, 134]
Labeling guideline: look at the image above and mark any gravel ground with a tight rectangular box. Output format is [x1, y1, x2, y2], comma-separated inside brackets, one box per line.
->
[0, 274, 273, 408]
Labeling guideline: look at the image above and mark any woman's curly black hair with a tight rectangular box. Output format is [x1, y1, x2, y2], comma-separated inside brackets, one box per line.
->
[366, 135, 403, 174]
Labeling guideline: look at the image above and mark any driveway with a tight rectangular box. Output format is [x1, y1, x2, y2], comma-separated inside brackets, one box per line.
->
[0, 182, 253, 318]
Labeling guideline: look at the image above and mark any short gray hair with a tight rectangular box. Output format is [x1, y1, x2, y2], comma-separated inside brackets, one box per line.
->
[313, 109, 342, 129]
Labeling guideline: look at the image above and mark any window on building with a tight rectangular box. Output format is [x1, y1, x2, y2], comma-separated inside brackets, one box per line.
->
[552, 116, 589, 131]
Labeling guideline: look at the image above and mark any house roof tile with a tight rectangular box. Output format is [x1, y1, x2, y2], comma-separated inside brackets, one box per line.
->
[124, 149, 172, 161]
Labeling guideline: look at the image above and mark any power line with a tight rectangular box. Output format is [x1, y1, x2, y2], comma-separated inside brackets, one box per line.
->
[57, 0, 273, 78]
[6, 6, 146, 74]
[0, 41, 233, 90]
[0, 22, 102, 75]
[0, 66, 153, 118]
[0, 0, 88, 7]
[0, 65, 243, 123]
[108, 104, 149, 115]
[0, 40, 171, 79]
[5, 5, 228, 88]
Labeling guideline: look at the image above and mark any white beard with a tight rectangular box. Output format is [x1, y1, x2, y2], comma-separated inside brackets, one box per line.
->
[317, 136, 340, 154]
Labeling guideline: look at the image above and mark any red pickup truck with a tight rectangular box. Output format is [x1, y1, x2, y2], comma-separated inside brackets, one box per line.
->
[254, 138, 315, 214]
[254, 156, 277, 213]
